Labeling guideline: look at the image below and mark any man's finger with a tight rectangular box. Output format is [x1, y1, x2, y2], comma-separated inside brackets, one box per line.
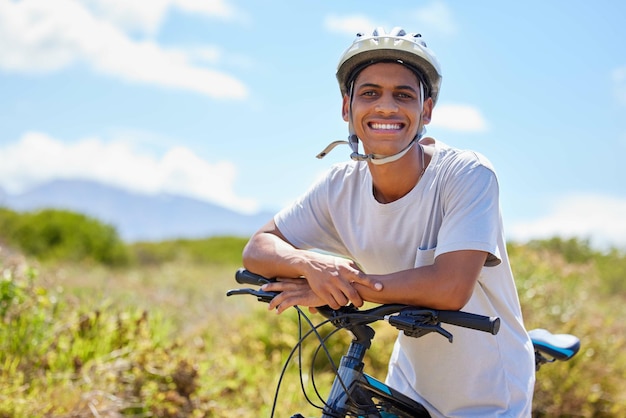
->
[353, 274, 383, 291]
[343, 284, 364, 307]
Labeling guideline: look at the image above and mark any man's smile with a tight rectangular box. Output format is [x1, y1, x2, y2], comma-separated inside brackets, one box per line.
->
[368, 122, 404, 130]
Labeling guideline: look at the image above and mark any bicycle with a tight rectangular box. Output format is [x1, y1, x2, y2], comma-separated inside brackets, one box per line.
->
[227, 268, 580, 417]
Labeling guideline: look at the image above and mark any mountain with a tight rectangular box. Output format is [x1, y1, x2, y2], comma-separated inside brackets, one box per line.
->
[0, 179, 274, 242]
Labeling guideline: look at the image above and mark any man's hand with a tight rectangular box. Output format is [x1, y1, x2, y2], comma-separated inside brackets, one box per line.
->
[302, 255, 382, 309]
[263, 278, 324, 314]
[262, 255, 383, 313]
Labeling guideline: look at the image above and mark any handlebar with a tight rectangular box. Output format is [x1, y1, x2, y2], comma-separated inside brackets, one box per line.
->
[436, 309, 500, 335]
[235, 268, 275, 286]
[228, 268, 500, 342]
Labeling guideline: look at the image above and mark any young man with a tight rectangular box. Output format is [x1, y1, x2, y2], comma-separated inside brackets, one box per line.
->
[243, 27, 535, 417]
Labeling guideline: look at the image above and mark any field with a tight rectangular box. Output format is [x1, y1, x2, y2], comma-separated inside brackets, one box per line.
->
[1, 235, 625, 417]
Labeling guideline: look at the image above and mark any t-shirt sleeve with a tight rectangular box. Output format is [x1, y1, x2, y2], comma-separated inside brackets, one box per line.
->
[274, 168, 348, 255]
[435, 154, 502, 267]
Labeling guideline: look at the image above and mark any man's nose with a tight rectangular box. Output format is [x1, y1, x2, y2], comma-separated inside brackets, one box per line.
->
[375, 93, 398, 114]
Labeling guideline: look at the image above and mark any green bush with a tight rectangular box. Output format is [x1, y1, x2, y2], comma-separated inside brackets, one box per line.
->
[0, 207, 249, 267]
[0, 264, 51, 366]
[510, 240, 626, 416]
[0, 208, 130, 266]
[516, 236, 626, 295]
[526, 236, 596, 264]
[595, 248, 626, 295]
[130, 236, 248, 266]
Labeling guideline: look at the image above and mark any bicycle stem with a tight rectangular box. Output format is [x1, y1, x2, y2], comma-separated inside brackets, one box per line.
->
[322, 323, 376, 416]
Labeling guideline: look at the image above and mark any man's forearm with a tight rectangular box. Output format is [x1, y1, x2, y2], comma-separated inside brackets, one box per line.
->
[242, 229, 309, 279]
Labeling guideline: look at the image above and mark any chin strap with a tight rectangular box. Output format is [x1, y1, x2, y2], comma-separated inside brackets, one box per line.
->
[316, 134, 420, 165]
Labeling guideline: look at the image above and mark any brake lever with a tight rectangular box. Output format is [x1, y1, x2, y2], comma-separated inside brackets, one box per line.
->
[408, 323, 453, 343]
[226, 288, 278, 303]
[387, 310, 454, 343]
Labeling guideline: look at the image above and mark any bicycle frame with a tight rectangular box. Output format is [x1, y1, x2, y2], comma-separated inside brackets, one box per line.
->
[318, 316, 429, 417]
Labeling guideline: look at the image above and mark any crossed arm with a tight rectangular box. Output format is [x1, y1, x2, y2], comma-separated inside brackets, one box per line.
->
[242, 219, 488, 314]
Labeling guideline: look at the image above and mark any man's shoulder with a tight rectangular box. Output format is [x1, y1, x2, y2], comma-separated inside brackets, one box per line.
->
[305, 161, 368, 199]
[434, 140, 496, 174]
[324, 160, 367, 181]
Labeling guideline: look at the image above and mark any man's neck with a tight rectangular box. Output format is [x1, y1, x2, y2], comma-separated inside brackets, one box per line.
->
[369, 142, 431, 203]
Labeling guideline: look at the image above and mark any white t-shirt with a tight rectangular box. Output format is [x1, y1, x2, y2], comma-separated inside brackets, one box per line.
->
[275, 140, 535, 417]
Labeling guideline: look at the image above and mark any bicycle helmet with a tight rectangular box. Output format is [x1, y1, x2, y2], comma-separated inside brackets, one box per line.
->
[336, 27, 442, 105]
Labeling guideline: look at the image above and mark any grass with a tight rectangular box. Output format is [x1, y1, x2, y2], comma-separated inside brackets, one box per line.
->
[0, 237, 625, 417]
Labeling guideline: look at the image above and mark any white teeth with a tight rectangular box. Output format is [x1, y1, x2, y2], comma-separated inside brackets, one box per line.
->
[370, 123, 401, 130]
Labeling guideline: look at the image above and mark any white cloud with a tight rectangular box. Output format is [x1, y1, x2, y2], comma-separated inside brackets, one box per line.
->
[324, 1, 457, 38]
[324, 14, 378, 36]
[82, 0, 236, 35]
[411, 1, 458, 36]
[174, 0, 235, 18]
[507, 193, 626, 249]
[0, 132, 259, 214]
[0, 0, 247, 100]
[430, 104, 488, 132]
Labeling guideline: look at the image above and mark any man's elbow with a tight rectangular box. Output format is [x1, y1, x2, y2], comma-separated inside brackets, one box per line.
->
[436, 279, 476, 311]
[443, 292, 473, 311]
[241, 236, 261, 271]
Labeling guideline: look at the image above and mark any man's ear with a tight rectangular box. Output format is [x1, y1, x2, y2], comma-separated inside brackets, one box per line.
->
[342, 94, 350, 122]
[421, 97, 434, 125]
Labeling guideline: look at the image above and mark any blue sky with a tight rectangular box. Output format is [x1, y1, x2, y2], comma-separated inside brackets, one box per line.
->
[0, 0, 625, 248]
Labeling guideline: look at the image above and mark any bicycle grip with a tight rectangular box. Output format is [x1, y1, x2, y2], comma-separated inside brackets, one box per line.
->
[437, 310, 500, 335]
[235, 268, 272, 286]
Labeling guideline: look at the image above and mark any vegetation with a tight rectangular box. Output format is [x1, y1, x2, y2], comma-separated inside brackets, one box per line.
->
[0, 208, 130, 266]
[509, 238, 626, 416]
[0, 209, 624, 416]
[131, 236, 246, 266]
[0, 207, 244, 267]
